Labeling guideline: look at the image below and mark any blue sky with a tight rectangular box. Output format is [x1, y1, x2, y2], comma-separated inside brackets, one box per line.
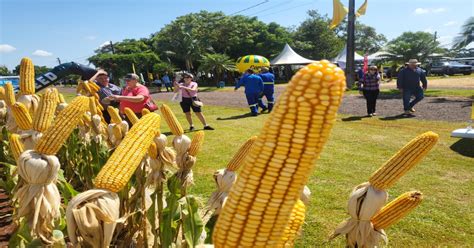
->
[1, 0, 473, 70]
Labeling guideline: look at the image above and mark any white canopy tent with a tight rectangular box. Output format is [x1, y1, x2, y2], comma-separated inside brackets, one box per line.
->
[332, 45, 364, 69]
[270, 44, 316, 65]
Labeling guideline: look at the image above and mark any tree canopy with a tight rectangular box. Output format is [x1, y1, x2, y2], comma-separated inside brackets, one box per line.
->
[386, 31, 443, 63]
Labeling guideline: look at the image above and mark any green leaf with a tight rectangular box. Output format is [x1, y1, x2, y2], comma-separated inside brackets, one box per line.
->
[161, 175, 182, 247]
[204, 214, 219, 244]
[182, 196, 204, 247]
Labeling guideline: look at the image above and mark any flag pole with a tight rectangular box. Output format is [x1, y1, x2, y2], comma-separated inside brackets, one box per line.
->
[345, 0, 356, 89]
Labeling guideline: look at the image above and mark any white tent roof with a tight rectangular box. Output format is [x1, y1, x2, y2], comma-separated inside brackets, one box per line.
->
[367, 51, 393, 61]
[333, 45, 365, 63]
[271, 44, 316, 65]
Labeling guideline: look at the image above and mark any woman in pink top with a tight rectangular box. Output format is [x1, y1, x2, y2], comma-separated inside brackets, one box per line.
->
[176, 72, 214, 131]
[108, 73, 153, 119]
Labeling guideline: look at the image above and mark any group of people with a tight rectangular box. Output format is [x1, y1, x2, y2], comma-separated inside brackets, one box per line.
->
[152, 73, 173, 92]
[235, 67, 275, 116]
[89, 70, 214, 131]
[357, 59, 428, 117]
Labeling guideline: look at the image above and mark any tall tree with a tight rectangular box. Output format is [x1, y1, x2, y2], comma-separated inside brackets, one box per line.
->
[453, 17, 474, 49]
[198, 53, 236, 83]
[292, 10, 344, 60]
[386, 31, 443, 63]
[336, 20, 388, 54]
[13, 65, 51, 76]
[0, 66, 12, 76]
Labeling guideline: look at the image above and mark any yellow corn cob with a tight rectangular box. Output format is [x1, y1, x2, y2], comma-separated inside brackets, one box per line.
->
[58, 93, 66, 103]
[369, 132, 439, 190]
[160, 104, 184, 136]
[107, 106, 122, 124]
[35, 96, 89, 155]
[83, 113, 92, 124]
[4, 82, 15, 106]
[8, 133, 24, 162]
[89, 97, 98, 116]
[226, 136, 258, 171]
[471, 102, 474, 120]
[33, 88, 58, 132]
[141, 108, 151, 116]
[280, 200, 306, 246]
[148, 143, 158, 159]
[76, 81, 85, 94]
[95, 98, 104, 112]
[372, 191, 423, 230]
[11, 102, 33, 130]
[213, 60, 345, 247]
[19, 57, 35, 95]
[0, 86, 5, 100]
[88, 82, 100, 92]
[124, 107, 139, 125]
[188, 131, 205, 156]
[94, 113, 161, 192]
[112, 124, 122, 138]
[82, 82, 92, 95]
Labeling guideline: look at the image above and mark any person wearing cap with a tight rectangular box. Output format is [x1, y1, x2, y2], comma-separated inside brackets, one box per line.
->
[357, 65, 381, 117]
[175, 72, 214, 131]
[235, 69, 264, 116]
[107, 73, 154, 120]
[397, 59, 428, 115]
[89, 69, 122, 123]
[257, 67, 275, 113]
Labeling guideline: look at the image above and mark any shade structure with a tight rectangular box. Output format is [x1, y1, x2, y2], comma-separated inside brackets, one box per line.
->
[333, 45, 364, 69]
[236, 55, 270, 73]
[270, 44, 316, 65]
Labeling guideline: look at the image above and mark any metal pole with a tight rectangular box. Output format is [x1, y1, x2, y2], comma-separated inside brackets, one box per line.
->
[110, 41, 115, 54]
[56, 57, 61, 65]
[345, 0, 356, 89]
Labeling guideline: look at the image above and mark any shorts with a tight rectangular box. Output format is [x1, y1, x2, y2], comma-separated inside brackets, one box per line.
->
[180, 97, 202, 113]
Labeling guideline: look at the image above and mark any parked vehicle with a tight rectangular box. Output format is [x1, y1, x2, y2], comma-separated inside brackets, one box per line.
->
[0, 76, 19, 87]
[430, 61, 472, 75]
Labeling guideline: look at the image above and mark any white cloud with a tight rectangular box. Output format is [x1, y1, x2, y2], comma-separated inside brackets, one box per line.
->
[0, 44, 16, 53]
[424, 27, 434, 33]
[85, 35, 96, 40]
[414, 8, 429, 15]
[414, 7, 447, 15]
[99, 41, 111, 48]
[443, 21, 457, 26]
[32, 49, 53, 57]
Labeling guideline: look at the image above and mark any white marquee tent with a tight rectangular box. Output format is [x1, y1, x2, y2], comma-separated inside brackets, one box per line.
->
[332, 45, 364, 69]
[271, 44, 316, 65]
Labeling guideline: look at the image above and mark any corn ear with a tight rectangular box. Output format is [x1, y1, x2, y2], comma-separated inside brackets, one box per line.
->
[280, 200, 306, 246]
[188, 131, 205, 156]
[35, 96, 89, 155]
[0, 86, 5, 100]
[213, 60, 346, 247]
[33, 88, 58, 132]
[124, 107, 139, 125]
[372, 191, 423, 230]
[369, 132, 439, 190]
[89, 97, 98, 116]
[8, 133, 24, 162]
[141, 108, 151, 116]
[226, 136, 258, 171]
[11, 102, 33, 130]
[58, 93, 66, 103]
[4, 83, 15, 106]
[94, 113, 161, 192]
[19, 57, 35, 95]
[107, 106, 122, 124]
[160, 104, 184, 136]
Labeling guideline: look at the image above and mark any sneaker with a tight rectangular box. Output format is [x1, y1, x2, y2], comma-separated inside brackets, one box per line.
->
[189, 126, 195, 131]
[251, 112, 259, 116]
[203, 125, 214, 130]
[404, 110, 412, 115]
[410, 108, 416, 113]
[260, 107, 268, 113]
[371, 112, 377, 116]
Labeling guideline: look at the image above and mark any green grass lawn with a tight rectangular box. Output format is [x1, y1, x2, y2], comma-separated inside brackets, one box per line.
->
[157, 103, 473, 247]
[60, 92, 473, 246]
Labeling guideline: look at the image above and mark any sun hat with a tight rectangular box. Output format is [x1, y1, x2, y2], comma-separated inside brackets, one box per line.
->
[124, 73, 139, 81]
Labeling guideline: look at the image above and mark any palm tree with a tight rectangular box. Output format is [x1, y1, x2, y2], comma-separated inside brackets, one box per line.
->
[198, 53, 236, 83]
[453, 17, 474, 49]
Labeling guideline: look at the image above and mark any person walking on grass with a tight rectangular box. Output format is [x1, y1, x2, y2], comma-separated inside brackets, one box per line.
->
[358, 65, 381, 117]
[175, 72, 214, 131]
[235, 69, 264, 116]
[397, 59, 428, 115]
[257, 67, 275, 113]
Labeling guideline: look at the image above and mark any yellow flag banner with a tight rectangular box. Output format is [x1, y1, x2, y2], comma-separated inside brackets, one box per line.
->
[330, 0, 348, 29]
[356, 0, 368, 17]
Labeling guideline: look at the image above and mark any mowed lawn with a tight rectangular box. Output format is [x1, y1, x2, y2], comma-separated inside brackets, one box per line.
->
[62, 92, 473, 246]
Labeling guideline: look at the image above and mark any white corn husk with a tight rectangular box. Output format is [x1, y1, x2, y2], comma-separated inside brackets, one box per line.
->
[147, 134, 177, 186]
[173, 135, 194, 186]
[66, 189, 120, 248]
[18, 130, 42, 150]
[300, 185, 312, 205]
[173, 134, 191, 166]
[90, 114, 107, 144]
[5, 107, 18, 133]
[16, 94, 39, 117]
[107, 121, 129, 147]
[0, 100, 7, 125]
[56, 103, 68, 113]
[14, 150, 61, 243]
[207, 169, 236, 214]
[330, 182, 388, 248]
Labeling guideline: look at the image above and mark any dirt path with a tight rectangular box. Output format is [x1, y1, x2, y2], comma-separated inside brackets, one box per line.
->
[151, 86, 473, 122]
